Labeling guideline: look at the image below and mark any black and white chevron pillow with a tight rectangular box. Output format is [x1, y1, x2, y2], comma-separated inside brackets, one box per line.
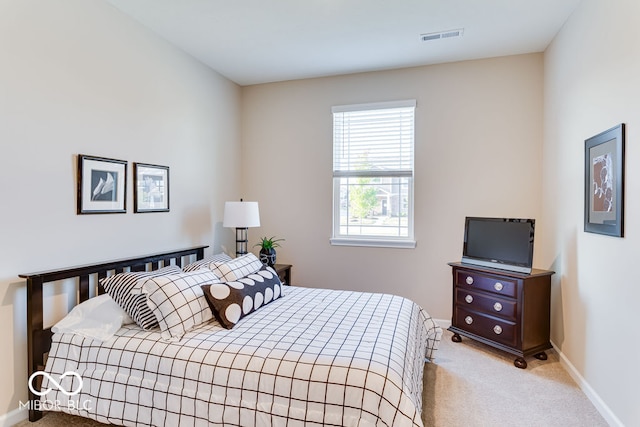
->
[201, 266, 283, 329]
[100, 265, 182, 330]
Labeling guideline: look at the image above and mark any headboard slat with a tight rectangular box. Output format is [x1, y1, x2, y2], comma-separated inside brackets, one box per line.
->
[130, 263, 146, 272]
[79, 275, 90, 303]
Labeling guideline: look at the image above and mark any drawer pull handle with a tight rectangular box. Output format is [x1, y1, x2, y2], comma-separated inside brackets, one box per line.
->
[493, 325, 503, 335]
[465, 315, 473, 325]
[494, 282, 504, 291]
[466, 276, 474, 285]
[465, 295, 474, 304]
[493, 302, 503, 312]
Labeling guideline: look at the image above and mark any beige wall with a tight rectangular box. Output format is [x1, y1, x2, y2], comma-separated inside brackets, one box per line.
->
[241, 54, 545, 320]
[543, 0, 640, 425]
[0, 0, 241, 422]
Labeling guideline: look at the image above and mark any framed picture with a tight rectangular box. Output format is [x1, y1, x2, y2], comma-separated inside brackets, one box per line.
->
[584, 123, 625, 237]
[77, 155, 127, 214]
[134, 163, 169, 213]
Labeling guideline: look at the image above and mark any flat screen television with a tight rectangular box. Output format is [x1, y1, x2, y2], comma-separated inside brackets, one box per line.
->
[461, 217, 535, 274]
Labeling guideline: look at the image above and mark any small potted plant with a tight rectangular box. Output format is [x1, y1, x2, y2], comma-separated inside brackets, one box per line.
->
[254, 236, 284, 267]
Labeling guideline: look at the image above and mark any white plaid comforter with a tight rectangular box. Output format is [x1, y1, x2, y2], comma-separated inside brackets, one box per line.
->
[42, 286, 442, 426]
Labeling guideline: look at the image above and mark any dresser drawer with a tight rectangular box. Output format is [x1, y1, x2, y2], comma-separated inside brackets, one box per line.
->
[454, 307, 518, 348]
[455, 287, 517, 320]
[454, 269, 518, 298]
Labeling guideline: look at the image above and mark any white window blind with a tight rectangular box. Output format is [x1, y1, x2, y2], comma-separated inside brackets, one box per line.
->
[331, 100, 416, 248]
[333, 100, 415, 177]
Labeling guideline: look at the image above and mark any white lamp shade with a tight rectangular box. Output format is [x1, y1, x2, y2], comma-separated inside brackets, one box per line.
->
[223, 201, 260, 228]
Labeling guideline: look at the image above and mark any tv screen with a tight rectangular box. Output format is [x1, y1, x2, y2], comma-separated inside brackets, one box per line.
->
[462, 217, 535, 274]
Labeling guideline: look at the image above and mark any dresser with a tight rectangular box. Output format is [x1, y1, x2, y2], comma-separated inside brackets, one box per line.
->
[448, 262, 554, 368]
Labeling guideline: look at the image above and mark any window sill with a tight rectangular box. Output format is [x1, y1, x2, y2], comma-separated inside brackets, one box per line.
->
[330, 238, 416, 249]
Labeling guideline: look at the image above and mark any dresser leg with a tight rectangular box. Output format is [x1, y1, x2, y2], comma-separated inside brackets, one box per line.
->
[451, 333, 462, 343]
[514, 357, 527, 369]
[534, 351, 548, 361]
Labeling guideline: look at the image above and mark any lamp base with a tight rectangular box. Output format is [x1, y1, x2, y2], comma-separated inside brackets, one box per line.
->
[235, 227, 249, 257]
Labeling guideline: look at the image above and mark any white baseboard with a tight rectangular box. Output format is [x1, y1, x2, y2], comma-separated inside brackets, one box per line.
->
[551, 340, 623, 427]
[0, 406, 28, 427]
[434, 318, 451, 329]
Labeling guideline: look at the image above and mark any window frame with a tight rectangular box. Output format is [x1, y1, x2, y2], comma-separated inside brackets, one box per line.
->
[330, 100, 416, 249]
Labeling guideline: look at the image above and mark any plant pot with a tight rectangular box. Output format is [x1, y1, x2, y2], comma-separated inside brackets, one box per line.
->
[259, 248, 276, 267]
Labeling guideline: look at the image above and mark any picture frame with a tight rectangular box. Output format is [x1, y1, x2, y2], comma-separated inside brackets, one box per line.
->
[77, 155, 127, 214]
[133, 163, 170, 213]
[584, 123, 625, 237]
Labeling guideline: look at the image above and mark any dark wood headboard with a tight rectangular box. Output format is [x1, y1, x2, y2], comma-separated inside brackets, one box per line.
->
[19, 245, 207, 422]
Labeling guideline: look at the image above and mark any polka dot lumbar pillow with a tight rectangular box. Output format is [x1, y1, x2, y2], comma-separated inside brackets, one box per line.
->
[201, 265, 283, 329]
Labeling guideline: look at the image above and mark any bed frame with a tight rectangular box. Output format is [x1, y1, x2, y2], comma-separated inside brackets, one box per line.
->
[19, 246, 207, 422]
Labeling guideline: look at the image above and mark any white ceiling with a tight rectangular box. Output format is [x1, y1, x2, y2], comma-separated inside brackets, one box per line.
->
[106, 0, 582, 86]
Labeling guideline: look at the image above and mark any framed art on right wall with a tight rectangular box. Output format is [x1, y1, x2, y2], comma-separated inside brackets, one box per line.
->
[584, 123, 625, 237]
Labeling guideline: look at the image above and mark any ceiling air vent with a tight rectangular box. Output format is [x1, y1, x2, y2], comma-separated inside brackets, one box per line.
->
[420, 28, 464, 42]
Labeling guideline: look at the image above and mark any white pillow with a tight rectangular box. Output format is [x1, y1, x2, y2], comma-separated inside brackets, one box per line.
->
[142, 270, 220, 341]
[52, 294, 133, 342]
[209, 253, 263, 281]
[182, 252, 232, 272]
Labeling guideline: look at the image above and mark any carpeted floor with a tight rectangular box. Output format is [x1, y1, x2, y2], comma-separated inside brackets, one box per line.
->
[15, 330, 607, 426]
[422, 330, 607, 426]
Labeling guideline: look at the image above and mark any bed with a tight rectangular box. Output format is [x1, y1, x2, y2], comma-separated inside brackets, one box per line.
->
[21, 246, 442, 426]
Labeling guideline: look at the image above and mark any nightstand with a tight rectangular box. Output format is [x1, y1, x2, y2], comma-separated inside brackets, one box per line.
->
[274, 264, 292, 286]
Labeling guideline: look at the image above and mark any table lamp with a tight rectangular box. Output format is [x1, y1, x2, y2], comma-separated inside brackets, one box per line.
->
[223, 200, 260, 257]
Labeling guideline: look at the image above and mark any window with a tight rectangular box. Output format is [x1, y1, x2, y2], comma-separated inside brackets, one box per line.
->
[331, 100, 416, 248]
